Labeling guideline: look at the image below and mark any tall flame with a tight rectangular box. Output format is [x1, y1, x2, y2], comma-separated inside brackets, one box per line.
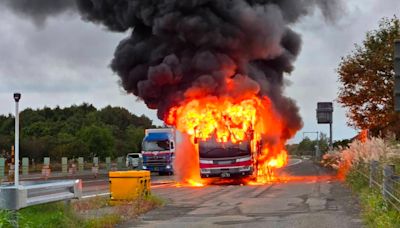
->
[167, 94, 290, 185]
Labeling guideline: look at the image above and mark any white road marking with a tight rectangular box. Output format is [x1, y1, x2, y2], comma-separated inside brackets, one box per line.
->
[83, 179, 109, 184]
[286, 159, 302, 167]
[82, 192, 110, 199]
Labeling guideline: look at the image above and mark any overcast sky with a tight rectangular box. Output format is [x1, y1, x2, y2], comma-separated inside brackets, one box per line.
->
[0, 1, 399, 143]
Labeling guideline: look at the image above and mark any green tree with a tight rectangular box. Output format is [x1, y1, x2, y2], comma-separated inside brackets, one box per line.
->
[125, 126, 145, 153]
[20, 136, 55, 160]
[0, 104, 155, 160]
[286, 143, 299, 155]
[297, 137, 314, 155]
[317, 133, 329, 152]
[333, 139, 352, 149]
[295, 133, 330, 156]
[337, 16, 400, 136]
[78, 125, 115, 159]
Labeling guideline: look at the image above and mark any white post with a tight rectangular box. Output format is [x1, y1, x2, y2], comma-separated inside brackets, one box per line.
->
[14, 93, 21, 187]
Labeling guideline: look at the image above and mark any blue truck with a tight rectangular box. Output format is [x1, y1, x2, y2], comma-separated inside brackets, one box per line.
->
[141, 128, 175, 175]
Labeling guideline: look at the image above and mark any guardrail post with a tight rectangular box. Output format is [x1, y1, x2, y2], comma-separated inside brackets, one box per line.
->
[383, 164, 395, 200]
[61, 157, 68, 175]
[0, 158, 6, 183]
[93, 157, 99, 167]
[44, 157, 50, 166]
[22, 157, 29, 176]
[369, 160, 378, 188]
[78, 157, 84, 173]
[0, 158, 5, 182]
[92, 157, 99, 178]
[42, 157, 51, 180]
[106, 157, 111, 170]
[117, 157, 124, 170]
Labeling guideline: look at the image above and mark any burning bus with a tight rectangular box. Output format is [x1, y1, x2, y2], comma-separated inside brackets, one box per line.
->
[197, 129, 261, 178]
[167, 96, 291, 183]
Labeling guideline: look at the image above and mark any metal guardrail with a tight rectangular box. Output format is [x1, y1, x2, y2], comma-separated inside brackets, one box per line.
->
[0, 179, 82, 210]
[355, 161, 400, 211]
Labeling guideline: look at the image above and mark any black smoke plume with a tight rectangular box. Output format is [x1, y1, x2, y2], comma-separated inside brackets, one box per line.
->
[76, 0, 341, 140]
[2, 0, 342, 140]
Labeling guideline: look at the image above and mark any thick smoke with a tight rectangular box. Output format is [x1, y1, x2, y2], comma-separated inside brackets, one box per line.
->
[75, 0, 341, 141]
[2, 0, 342, 141]
[0, 0, 76, 25]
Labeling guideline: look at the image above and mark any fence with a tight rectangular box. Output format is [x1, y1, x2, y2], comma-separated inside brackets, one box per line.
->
[0, 156, 127, 182]
[355, 161, 400, 211]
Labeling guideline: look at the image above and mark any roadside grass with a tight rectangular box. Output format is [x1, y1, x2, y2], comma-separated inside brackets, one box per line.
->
[0, 202, 85, 228]
[346, 168, 400, 228]
[0, 194, 164, 228]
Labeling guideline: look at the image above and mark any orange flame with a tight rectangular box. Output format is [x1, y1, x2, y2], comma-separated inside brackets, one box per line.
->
[357, 129, 368, 143]
[167, 95, 291, 186]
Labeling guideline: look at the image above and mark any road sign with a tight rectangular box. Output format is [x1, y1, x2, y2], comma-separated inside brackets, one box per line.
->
[316, 102, 333, 124]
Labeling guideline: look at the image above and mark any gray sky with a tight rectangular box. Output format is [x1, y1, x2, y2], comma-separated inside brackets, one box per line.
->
[0, 0, 399, 143]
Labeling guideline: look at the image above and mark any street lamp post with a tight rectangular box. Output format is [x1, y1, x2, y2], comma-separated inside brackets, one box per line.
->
[13, 93, 21, 186]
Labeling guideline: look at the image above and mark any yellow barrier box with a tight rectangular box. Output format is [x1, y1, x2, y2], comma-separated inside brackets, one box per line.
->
[109, 170, 151, 201]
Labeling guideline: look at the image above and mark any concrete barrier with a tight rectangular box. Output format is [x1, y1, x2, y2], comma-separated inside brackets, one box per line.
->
[61, 157, 68, 175]
[0, 158, 4, 181]
[106, 157, 111, 170]
[78, 157, 84, 172]
[22, 157, 29, 175]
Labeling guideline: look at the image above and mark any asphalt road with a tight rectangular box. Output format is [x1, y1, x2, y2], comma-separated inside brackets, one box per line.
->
[120, 160, 363, 228]
[11, 160, 363, 227]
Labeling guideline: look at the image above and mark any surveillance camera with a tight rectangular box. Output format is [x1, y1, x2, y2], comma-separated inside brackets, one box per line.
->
[13, 93, 21, 102]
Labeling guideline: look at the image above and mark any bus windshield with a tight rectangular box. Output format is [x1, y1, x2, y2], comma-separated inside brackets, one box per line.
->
[199, 141, 251, 158]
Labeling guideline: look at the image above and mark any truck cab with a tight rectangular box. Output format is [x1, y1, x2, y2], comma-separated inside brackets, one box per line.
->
[141, 129, 175, 175]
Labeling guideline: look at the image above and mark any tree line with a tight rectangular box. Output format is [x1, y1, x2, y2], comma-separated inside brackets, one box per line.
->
[286, 132, 353, 156]
[0, 103, 155, 161]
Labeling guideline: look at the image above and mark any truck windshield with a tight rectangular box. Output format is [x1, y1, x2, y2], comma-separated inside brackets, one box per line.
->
[143, 140, 171, 151]
[199, 141, 251, 158]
